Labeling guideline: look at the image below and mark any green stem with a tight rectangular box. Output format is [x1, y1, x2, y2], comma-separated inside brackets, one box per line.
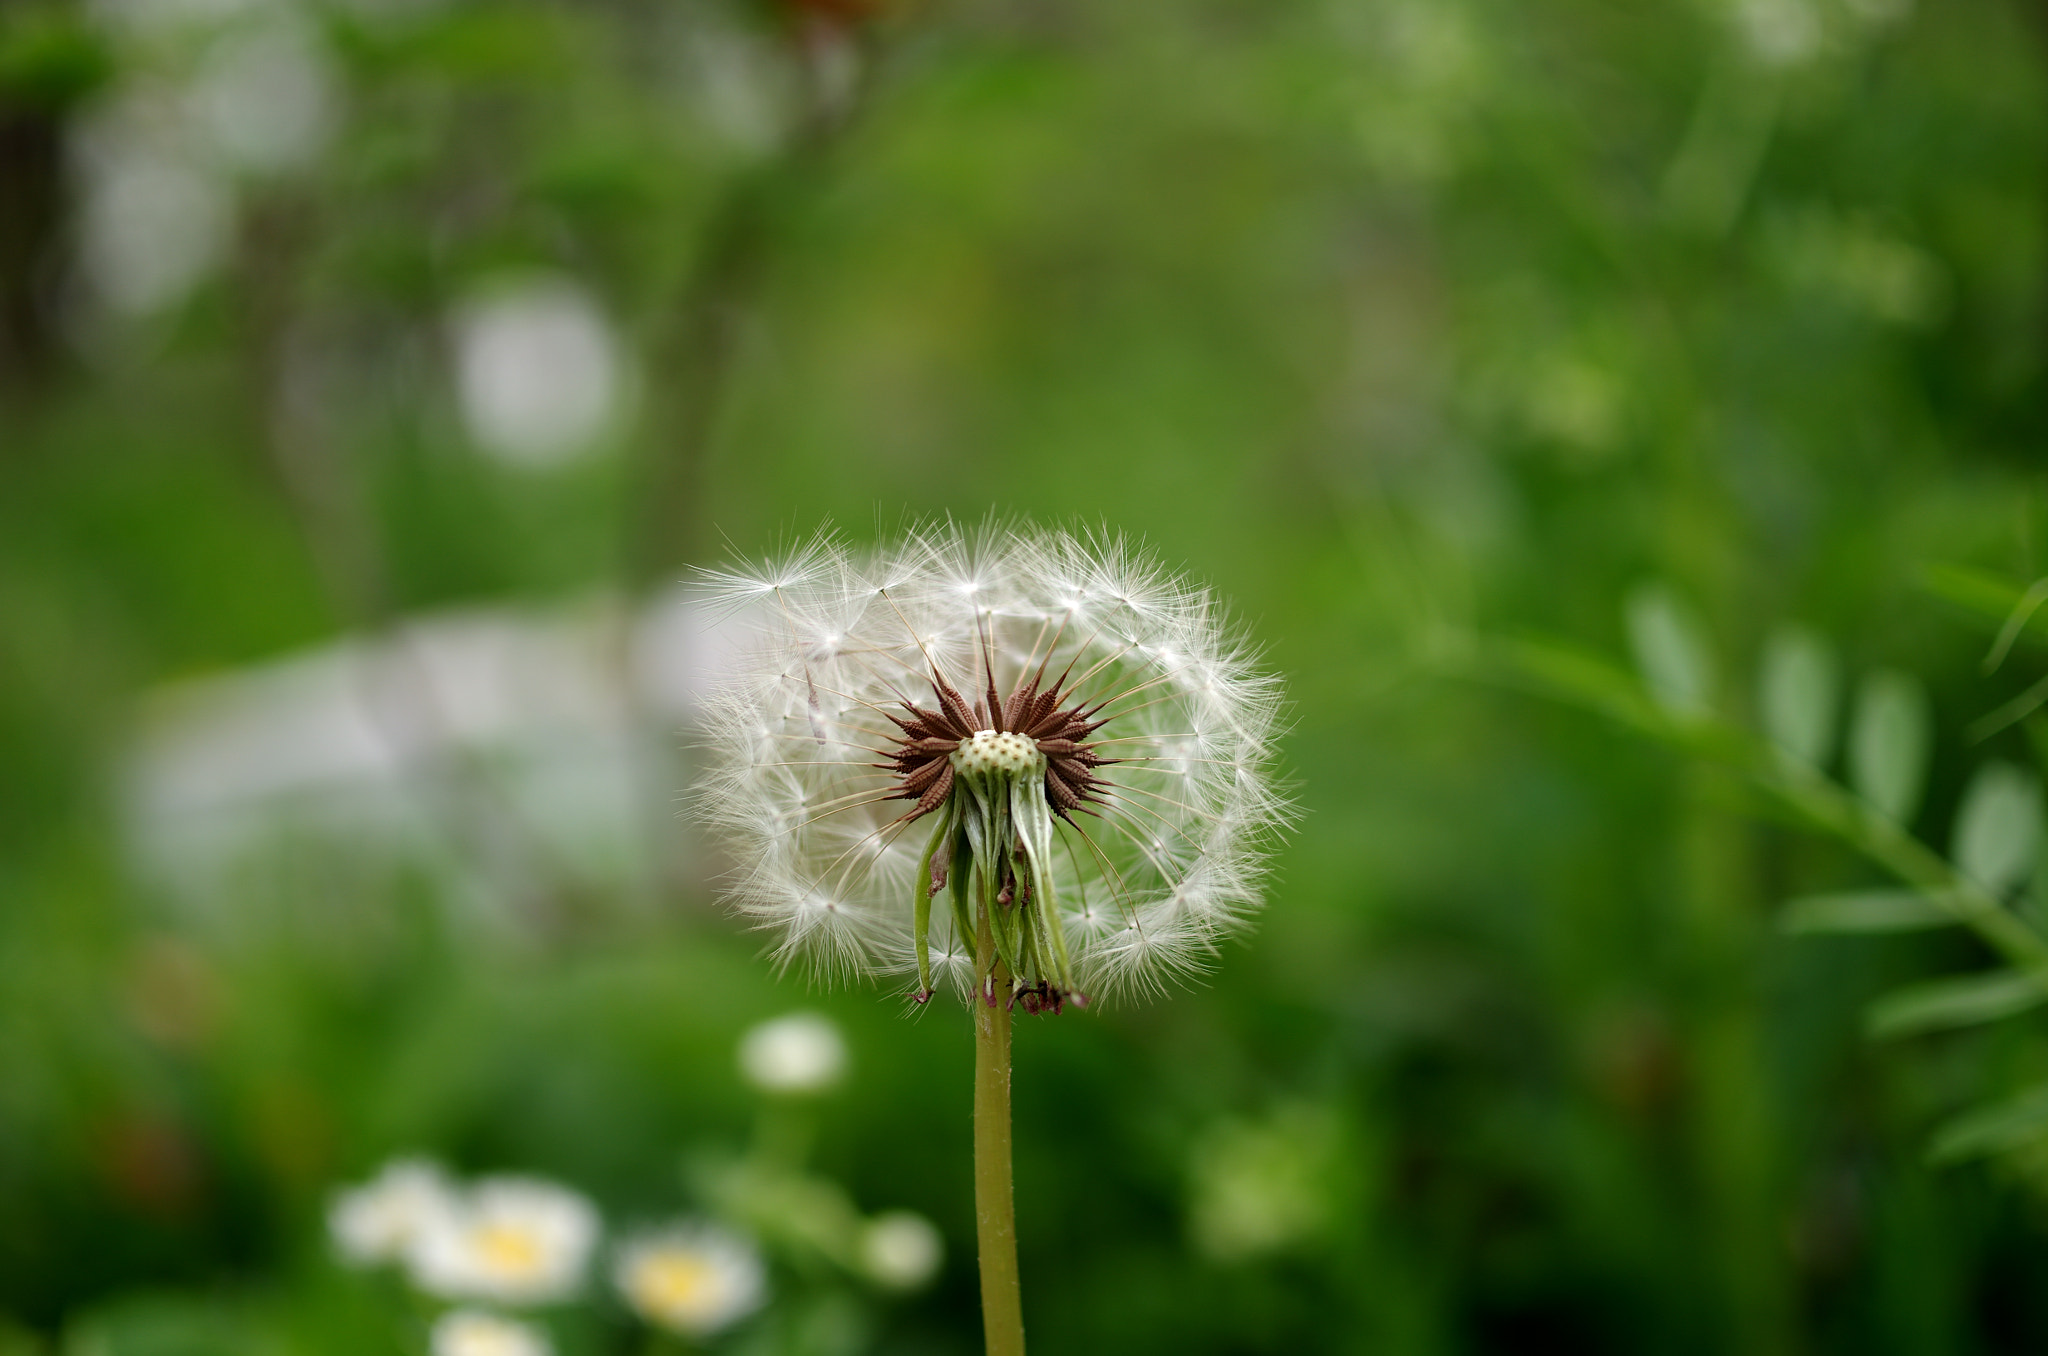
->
[1767, 763, 2048, 977]
[974, 911, 1025, 1356]
[746, 1098, 813, 1172]
[1484, 636, 2048, 987]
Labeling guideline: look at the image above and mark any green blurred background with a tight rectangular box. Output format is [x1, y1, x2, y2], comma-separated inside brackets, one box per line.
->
[7, 0, 2048, 1350]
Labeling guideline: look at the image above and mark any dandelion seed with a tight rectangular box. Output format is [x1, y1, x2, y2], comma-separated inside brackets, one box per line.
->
[614, 1223, 766, 1338]
[696, 522, 1287, 1005]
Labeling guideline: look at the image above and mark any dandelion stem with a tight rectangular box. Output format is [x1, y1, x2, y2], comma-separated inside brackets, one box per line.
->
[973, 911, 1026, 1356]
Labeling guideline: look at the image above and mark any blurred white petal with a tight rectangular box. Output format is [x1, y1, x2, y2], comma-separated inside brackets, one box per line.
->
[454, 279, 625, 469]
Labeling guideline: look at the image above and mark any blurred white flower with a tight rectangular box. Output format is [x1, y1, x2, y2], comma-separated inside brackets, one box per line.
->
[88, 0, 268, 40]
[330, 0, 454, 25]
[684, 22, 797, 155]
[189, 17, 339, 175]
[858, 1210, 942, 1290]
[1731, 0, 1823, 66]
[738, 1012, 848, 1094]
[1844, 0, 1911, 25]
[74, 110, 232, 316]
[410, 1176, 601, 1305]
[329, 1158, 458, 1267]
[430, 1309, 554, 1356]
[696, 524, 1288, 1003]
[452, 278, 625, 469]
[614, 1223, 766, 1338]
[123, 590, 754, 915]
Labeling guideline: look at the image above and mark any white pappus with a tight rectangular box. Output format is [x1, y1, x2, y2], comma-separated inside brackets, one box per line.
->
[694, 522, 1288, 1006]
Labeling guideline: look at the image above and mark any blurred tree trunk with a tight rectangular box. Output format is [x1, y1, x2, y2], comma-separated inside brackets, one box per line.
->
[623, 14, 876, 589]
[0, 100, 64, 400]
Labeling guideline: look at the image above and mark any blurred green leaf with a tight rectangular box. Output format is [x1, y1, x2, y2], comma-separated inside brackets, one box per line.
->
[1625, 583, 1712, 717]
[1986, 580, 2048, 674]
[1953, 761, 2042, 896]
[1186, 1104, 1352, 1264]
[1779, 890, 1957, 935]
[1490, 638, 1668, 733]
[1848, 670, 1930, 825]
[1966, 675, 2048, 744]
[63, 1294, 258, 1356]
[0, 4, 109, 109]
[1928, 1080, 2048, 1165]
[1758, 625, 1839, 768]
[2030, 800, 2048, 935]
[1865, 970, 2045, 1040]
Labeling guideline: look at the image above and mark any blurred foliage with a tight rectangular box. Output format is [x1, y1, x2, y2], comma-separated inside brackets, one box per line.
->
[7, 0, 2048, 1351]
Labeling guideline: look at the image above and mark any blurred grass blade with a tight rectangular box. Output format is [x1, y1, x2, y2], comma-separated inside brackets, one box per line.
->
[1985, 578, 2048, 674]
[1865, 970, 2044, 1039]
[1966, 673, 2048, 744]
[1780, 890, 1957, 934]
[2030, 816, 2048, 935]
[1625, 583, 1712, 717]
[1953, 762, 2042, 896]
[1928, 1080, 2048, 1165]
[1921, 563, 2048, 668]
[1848, 670, 1930, 825]
[1758, 625, 1839, 768]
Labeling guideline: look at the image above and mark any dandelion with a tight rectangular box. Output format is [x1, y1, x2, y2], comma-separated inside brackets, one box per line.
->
[859, 1210, 943, 1290]
[737, 1011, 849, 1094]
[408, 1176, 600, 1305]
[329, 1158, 458, 1267]
[697, 523, 1286, 1006]
[614, 1223, 767, 1338]
[429, 1309, 554, 1356]
[695, 522, 1287, 1355]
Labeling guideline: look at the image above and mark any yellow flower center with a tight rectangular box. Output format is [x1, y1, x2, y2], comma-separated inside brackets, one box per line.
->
[632, 1251, 715, 1316]
[473, 1223, 545, 1278]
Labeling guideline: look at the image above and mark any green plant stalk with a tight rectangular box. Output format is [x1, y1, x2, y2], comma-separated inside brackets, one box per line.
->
[1486, 637, 2048, 985]
[1677, 761, 1795, 1356]
[974, 907, 1026, 1356]
[1765, 764, 2045, 957]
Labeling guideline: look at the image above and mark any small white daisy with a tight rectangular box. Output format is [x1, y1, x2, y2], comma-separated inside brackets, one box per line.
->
[737, 1011, 849, 1095]
[328, 1158, 458, 1267]
[408, 1176, 600, 1305]
[614, 1222, 767, 1338]
[430, 1309, 554, 1356]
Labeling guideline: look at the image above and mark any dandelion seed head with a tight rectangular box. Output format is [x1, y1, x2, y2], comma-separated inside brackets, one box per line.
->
[694, 522, 1289, 1003]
